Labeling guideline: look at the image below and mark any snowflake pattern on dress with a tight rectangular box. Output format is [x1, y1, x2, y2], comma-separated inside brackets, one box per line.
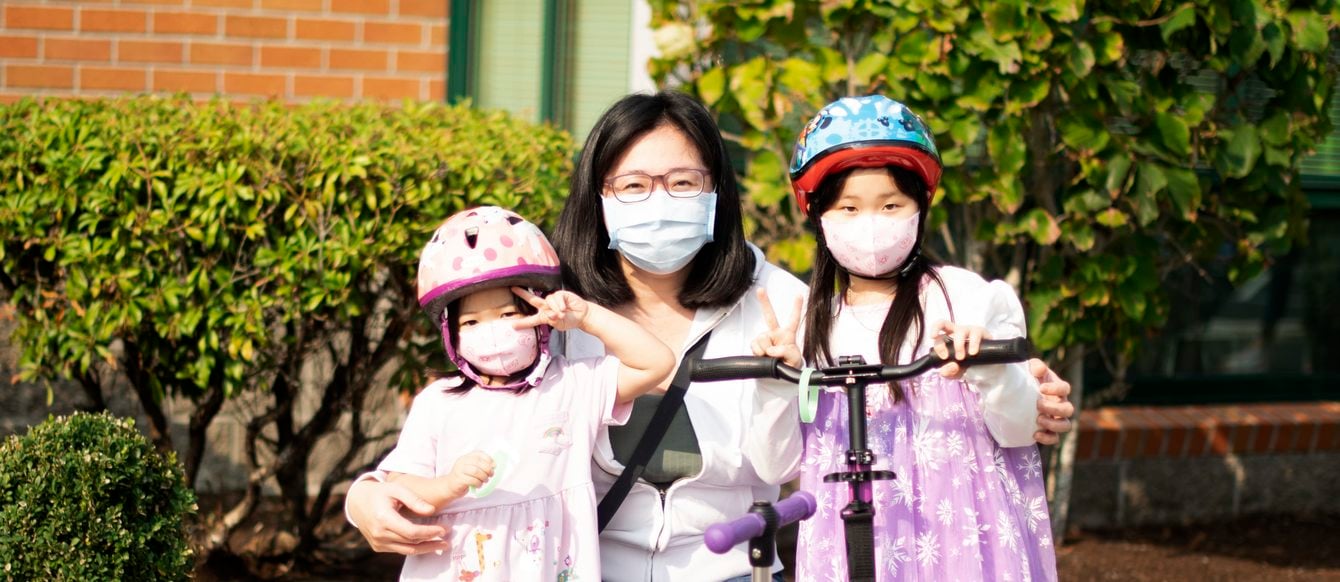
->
[796, 370, 1058, 581]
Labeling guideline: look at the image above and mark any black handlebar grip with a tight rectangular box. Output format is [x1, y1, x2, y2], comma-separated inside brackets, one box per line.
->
[689, 356, 781, 383]
[957, 337, 1033, 365]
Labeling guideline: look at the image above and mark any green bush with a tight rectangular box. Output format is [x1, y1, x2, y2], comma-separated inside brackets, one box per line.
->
[0, 95, 575, 564]
[0, 411, 196, 580]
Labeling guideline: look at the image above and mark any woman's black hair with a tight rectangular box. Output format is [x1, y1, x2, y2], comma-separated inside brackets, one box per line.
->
[434, 288, 541, 394]
[551, 90, 755, 309]
[801, 166, 948, 403]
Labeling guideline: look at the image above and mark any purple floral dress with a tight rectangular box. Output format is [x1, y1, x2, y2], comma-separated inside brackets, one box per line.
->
[795, 300, 1057, 581]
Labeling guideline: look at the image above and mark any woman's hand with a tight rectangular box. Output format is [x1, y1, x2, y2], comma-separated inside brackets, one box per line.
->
[512, 287, 589, 332]
[751, 288, 803, 368]
[1030, 359, 1075, 445]
[931, 320, 988, 379]
[346, 479, 451, 555]
[444, 450, 495, 499]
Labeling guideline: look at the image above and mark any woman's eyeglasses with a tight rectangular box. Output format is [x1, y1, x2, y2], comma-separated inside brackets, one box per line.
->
[603, 169, 710, 203]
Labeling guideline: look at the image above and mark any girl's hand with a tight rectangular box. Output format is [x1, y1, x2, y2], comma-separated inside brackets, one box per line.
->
[445, 451, 495, 499]
[751, 288, 803, 368]
[511, 287, 588, 332]
[931, 320, 989, 379]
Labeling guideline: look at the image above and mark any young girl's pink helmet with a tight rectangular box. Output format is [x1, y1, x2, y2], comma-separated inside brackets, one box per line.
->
[417, 206, 562, 389]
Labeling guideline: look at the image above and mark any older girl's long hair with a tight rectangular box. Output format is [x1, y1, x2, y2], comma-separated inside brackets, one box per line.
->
[801, 166, 948, 403]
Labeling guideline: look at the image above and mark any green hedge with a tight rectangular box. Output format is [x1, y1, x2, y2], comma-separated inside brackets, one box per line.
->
[0, 96, 575, 401]
[0, 97, 577, 562]
[0, 412, 196, 580]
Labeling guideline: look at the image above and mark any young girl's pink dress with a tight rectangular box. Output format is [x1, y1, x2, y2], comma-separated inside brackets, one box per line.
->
[796, 267, 1058, 581]
[378, 356, 629, 581]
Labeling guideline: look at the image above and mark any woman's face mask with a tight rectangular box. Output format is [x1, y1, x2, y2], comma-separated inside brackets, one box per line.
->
[456, 318, 539, 376]
[602, 191, 718, 275]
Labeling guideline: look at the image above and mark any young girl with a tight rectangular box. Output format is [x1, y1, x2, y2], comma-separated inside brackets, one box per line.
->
[762, 96, 1058, 581]
[378, 206, 675, 581]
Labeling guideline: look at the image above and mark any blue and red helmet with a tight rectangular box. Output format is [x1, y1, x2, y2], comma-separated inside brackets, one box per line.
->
[789, 95, 943, 214]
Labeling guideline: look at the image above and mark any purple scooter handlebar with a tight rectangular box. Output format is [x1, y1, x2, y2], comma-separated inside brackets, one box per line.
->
[704, 491, 817, 554]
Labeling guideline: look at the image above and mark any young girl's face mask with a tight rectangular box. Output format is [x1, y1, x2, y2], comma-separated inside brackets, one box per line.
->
[821, 212, 920, 277]
[457, 319, 539, 376]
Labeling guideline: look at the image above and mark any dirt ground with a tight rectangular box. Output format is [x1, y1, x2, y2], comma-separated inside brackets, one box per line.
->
[248, 512, 1340, 581]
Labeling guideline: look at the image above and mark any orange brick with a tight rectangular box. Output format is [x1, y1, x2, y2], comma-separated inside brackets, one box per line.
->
[295, 18, 356, 41]
[1272, 423, 1298, 453]
[364, 21, 421, 44]
[294, 74, 355, 97]
[1120, 427, 1145, 460]
[1251, 423, 1276, 453]
[153, 69, 217, 93]
[0, 36, 40, 59]
[119, 0, 185, 5]
[1316, 421, 1339, 451]
[396, 49, 442, 73]
[153, 12, 217, 35]
[226, 15, 288, 39]
[260, 45, 322, 69]
[0, 94, 31, 104]
[1167, 426, 1191, 457]
[330, 48, 388, 71]
[363, 76, 419, 100]
[81, 8, 148, 33]
[429, 23, 445, 45]
[194, 0, 254, 7]
[190, 42, 253, 66]
[119, 40, 184, 63]
[1184, 424, 1208, 457]
[44, 38, 112, 61]
[224, 71, 286, 96]
[1292, 422, 1317, 452]
[331, 0, 390, 14]
[6, 5, 75, 30]
[428, 78, 444, 100]
[81, 66, 146, 91]
[1096, 428, 1119, 460]
[398, 0, 445, 18]
[1076, 427, 1098, 461]
[1212, 425, 1235, 456]
[260, 0, 323, 10]
[8, 64, 75, 89]
[1232, 421, 1256, 453]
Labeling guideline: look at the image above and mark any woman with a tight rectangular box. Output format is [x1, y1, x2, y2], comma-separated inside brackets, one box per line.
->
[345, 91, 1075, 581]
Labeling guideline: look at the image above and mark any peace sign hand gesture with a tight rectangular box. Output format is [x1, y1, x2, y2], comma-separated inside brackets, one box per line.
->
[751, 288, 804, 368]
[510, 287, 589, 332]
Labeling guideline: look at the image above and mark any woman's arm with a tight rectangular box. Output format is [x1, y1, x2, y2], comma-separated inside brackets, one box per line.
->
[345, 476, 451, 555]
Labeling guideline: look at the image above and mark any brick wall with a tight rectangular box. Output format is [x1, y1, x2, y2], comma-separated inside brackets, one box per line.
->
[0, 0, 447, 103]
[1069, 402, 1340, 528]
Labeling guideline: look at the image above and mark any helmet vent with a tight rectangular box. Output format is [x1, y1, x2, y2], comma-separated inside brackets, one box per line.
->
[506, 216, 523, 225]
[464, 227, 479, 248]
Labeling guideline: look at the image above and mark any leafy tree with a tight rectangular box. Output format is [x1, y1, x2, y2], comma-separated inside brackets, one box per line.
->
[0, 97, 574, 568]
[645, 0, 1334, 533]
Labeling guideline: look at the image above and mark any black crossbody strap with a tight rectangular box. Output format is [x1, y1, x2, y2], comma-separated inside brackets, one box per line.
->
[596, 331, 711, 533]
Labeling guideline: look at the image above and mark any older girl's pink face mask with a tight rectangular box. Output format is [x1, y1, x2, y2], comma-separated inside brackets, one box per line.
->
[820, 213, 920, 277]
[456, 319, 539, 376]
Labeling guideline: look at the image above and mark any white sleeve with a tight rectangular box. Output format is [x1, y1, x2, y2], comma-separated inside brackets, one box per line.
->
[960, 280, 1040, 448]
[743, 376, 804, 484]
[740, 267, 807, 485]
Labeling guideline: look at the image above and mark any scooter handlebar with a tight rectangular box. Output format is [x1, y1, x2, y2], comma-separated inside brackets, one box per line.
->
[704, 491, 817, 554]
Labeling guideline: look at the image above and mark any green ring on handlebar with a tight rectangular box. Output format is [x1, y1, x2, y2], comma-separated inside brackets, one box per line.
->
[799, 367, 818, 423]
